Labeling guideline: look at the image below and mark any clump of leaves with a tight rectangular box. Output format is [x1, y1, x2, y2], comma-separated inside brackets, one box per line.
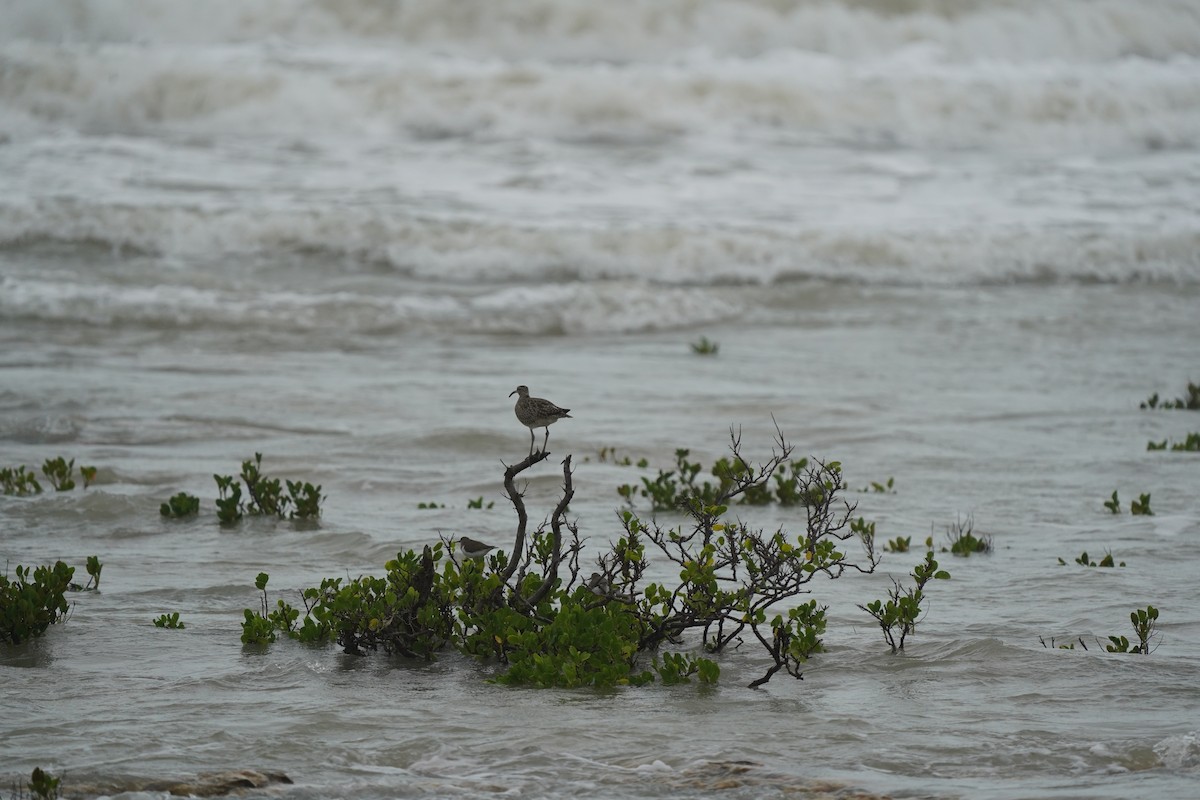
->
[417, 501, 445, 509]
[160, 492, 200, 518]
[0, 561, 74, 644]
[41, 457, 75, 491]
[618, 447, 823, 512]
[1140, 381, 1200, 410]
[241, 572, 331, 645]
[154, 612, 185, 629]
[286, 480, 324, 520]
[85, 556, 102, 590]
[1148, 433, 1200, 451]
[858, 477, 895, 494]
[241, 573, 278, 644]
[690, 336, 719, 355]
[240, 453, 288, 516]
[1061, 551, 1125, 568]
[589, 446, 648, 467]
[214, 474, 243, 525]
[1107, 605, 1160, 654]
[884, 535, 911, 553]
[943, 515, 991, 556]
[1, 465, 43, 496]
[28, 767, 62, 800]
[1103, 490, 1153, 515]
[607, 428, 878, 688]
[467, 496, 494, 510]
[80, 464, 97, 488]
[859, 550, 951, 653]
[214, 454, 323, 524]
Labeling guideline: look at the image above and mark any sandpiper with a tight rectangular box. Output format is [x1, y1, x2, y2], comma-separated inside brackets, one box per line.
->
[585, 572, 610, 596]
[457, 536, 496, 560]
[509, 385, 571, 455]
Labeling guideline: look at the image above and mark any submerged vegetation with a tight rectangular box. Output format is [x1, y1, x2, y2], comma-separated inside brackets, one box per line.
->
[1061, 551, 1126, 568]
[1147, 432, 1200, 451]
[0, 555, 104, 646]
[1041, 605, 1160, 654]
[210, 454, 324, 524]
[1, 562, 74, 645]
[160, 492, 200, 518]
[1140, 381, 1200, 411]
[153, 612, 185, 629]
[690, 335, 719, 356]
[1, 457, 96, 496]
[616, 447, 832, 511]
[941, 515, 991, 556]
[1103, 490, 1154, 515]
[26, 767, 61, 800]
[4, 394, 1172, 686]
[242, 428, 904, 688]
[859, 550, 950, 653]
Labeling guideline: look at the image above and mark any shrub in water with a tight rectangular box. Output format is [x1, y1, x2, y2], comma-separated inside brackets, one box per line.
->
[1, 561, 74, 644]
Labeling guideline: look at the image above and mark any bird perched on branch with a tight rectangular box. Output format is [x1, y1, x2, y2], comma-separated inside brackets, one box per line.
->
[510, 385, 571, 456]
[457, 536, 496, 560]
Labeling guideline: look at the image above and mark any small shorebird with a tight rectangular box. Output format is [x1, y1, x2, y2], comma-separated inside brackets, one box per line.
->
[457, 536, 496, 560]
[510, 385, 571, 455]
[585, 572, 610, 596]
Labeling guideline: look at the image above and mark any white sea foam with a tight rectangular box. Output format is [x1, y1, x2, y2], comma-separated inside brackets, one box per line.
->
[2, 196, 1197, 291]
[2, 39, 1198, 150]
[4, 0, 1198, 63]
[0, 0, 1197, 331]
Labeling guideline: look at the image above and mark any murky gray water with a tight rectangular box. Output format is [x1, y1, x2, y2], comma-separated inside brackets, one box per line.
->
[4, 283, 1200, 799]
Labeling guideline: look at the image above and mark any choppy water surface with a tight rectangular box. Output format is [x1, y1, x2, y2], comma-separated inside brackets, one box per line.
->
[3, 1, 1200, 798]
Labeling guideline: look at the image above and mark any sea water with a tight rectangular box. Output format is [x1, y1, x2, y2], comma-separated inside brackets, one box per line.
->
[2, 1, 1199, 798]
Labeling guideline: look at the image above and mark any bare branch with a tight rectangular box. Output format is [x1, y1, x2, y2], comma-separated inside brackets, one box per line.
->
[500, 450, 552, 584]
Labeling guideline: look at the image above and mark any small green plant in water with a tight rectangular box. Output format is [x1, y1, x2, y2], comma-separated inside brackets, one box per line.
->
[286, 479, 324, 519]
[1148, 432, 1200, 451]
[858, 476, 895, 493]
[241, 572, 277, 644]
[1, 465, 43, 496]
[1066, 551, 1125, 568]
[1107, 605, 1159, 654]
[28, 767, 61, 800]
[466, 496, 494, 510]
[690, 335, 719, 355]
[1130, 493, 1153, 516]
[590, 446, 648, 467]
[884, 535, 911, 553]
[160, 492, 200, 518]
[1140, 381, 1200, 410]
[80, 464, 97, 488]
[417, 501, 445, 509]
[154, 612, 185, 629]
[944, 515, 991, 556]
[1, 561, 74, 644]
[240, 453, 288, 516]
[41, 456, 76, 491]
[214, 474, 243, 524]
[85, 556, 102, 590]
[859, 550, 951, 653]
[1103, 490, 1121, 514]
